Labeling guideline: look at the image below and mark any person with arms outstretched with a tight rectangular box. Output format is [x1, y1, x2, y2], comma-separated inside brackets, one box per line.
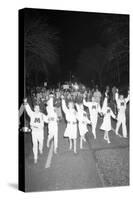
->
[24, 98, 48, 164]
[83, 95, 101, 139]
[115, 89, 129, 138]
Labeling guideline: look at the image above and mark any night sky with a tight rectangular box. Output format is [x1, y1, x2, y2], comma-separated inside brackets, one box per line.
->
[39, 9, 100, 68]
[24, 8, 129, 87]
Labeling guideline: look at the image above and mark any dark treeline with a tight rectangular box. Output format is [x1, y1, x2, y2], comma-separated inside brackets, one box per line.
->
[24, 9, 129, 90]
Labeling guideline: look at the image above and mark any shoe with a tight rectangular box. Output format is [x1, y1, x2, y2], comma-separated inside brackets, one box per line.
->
[83, 137, 86, 142]
[34, 159, 37, 164]
[39, 150, 43, 155]
[47, 142, 49, 148]
[123, 136, 128, 138]
[107, 140, 111, 144]
[69, 146, 72, 150]
[54, 149, 57, 154]
[94, 135, 96, 139]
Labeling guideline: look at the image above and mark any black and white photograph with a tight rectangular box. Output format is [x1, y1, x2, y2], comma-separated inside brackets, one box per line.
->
[19, 8, 129, 192]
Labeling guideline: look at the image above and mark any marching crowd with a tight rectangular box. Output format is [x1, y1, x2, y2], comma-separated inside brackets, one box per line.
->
[19, 82, 129, 164]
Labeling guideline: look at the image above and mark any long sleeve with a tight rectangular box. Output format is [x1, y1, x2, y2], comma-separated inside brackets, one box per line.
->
[47, 96, 54, 108]
[86, 117, 91, 124]
[125, 94, 129, 104]
[115, 92, 119, 105]
[83, 99, 89, 108]
[25, 103, 33, 118]
[61, 99, 68, 114]
[97, 104, 101, 113]
[110, 109, 116, 119]
[19, 103, 24, 118]
[75, 103, 80, 112]
[42, 114, 48, 123]
[101, 97, 107, 114]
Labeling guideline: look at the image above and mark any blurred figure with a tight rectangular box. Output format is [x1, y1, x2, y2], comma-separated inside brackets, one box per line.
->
[76, 103, 91, 149]
[61, 95, 78, 154]
[105, 85, 110, 95]
[100, 94, 116, 144]
[83, 95, 101, 139]
[112, 86, 117, 114]
[115, 89, 129, 138]
[46, 94, 59, 154]
[112, 86, 117, 101]
[93, 86, 102, 105]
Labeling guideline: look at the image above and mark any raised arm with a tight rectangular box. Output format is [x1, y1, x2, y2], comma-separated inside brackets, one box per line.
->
[19, 103, 24, 118]
[24, 98, 33, 118]
[42, 113, 48, 123]
[115, 90, 119, 105]
[101, 96, 108, 114]
[97, 104, 102, 113]
[47, 94, 54, 108]
[61, 97, 68, 114]
[125, 91, 129, 104]
[75, 103, 80, 112]
[85, 116, 91, 124]
[83, 98, 89, 108]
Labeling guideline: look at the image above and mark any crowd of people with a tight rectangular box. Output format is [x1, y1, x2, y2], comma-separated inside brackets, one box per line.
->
[19, 82, 129, 164]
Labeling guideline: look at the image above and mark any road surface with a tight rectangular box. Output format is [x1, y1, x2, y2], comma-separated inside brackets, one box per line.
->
[23, 115, 129, 192]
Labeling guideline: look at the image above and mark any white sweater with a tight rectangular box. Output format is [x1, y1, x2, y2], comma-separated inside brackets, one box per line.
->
[25, 104, 48, 129]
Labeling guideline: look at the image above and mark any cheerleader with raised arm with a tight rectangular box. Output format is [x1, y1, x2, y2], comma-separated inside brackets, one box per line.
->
[76, 103, 91, 149]
[100, 94, 117, 144]
[115, 89, 129, 138]
[24, 98, 48, 164]
[46, 94, 59, 154]
[83, 95, 101, 139]
[61, 95, 78, 154]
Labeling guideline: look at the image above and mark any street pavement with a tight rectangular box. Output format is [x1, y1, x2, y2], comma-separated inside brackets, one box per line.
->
[24, 115, 129, 192]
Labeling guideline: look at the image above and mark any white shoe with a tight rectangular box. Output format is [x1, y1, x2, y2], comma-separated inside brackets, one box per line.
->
[123, 136, 128, 138]
[104, 136, 107, 140]
[107, 140, 111, 144]
[34, 159, 37, 164]
[94, 135, 96, 139]
[54, 149, 57, 154]
[47, 142, 49, 148]
[39, 150, 43, 155]
[69, 146, 72, 150]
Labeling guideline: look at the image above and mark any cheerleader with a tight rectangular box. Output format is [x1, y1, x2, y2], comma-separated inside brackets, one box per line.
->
[61, 95, 78, 154]
[83, 96, 101, 139]
[24, 98, 48, 164]
[115, 89, 129, 138]
[100, 95, 116, 143]
[76, 103, 91, 149]
[46, 94, 59, 154]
